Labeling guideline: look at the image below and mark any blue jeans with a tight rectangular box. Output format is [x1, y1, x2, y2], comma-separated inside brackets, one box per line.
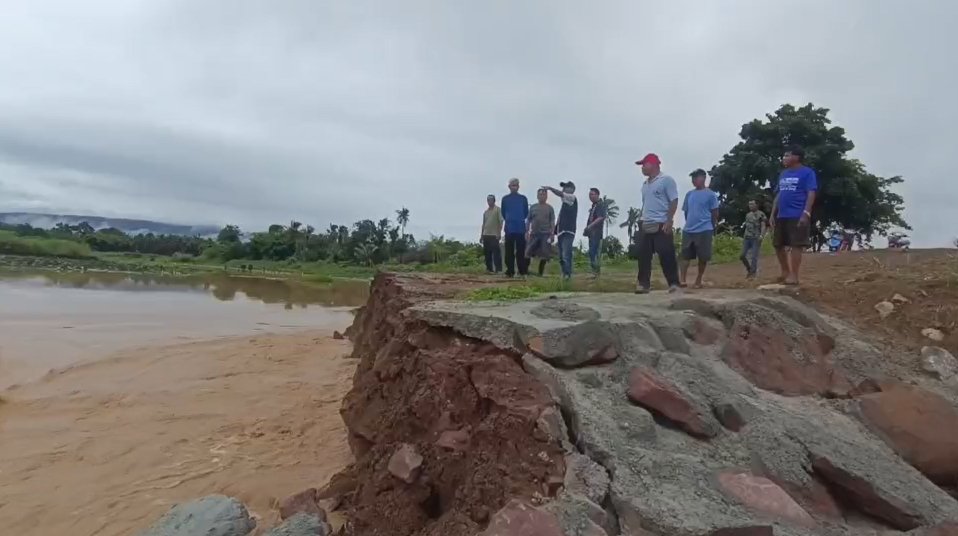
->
[740, 237, 762, 276]
[557, 233, 575, 278]
[588, 235, 602, 274]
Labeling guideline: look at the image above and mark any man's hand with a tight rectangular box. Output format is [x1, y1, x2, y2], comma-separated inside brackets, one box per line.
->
[768, 217, 776, 232]
[663, 220, 674, 235]
[799, 212, 810, 227]
[548, 235, 555, 244]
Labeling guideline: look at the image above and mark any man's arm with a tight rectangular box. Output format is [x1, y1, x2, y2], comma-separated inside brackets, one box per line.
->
[759, 214, 767, 237]
[663, 178, 679, 234]
[664, 199, 679, 234]
[585, 215, 605, 231]
[710, 194, 720, 229]
[548, 207, 556, 242]
[497, 208, 503, 237]
[543, 186, 575, 205]
[800, 191, 816, 227]
[799, 170, 818, 227]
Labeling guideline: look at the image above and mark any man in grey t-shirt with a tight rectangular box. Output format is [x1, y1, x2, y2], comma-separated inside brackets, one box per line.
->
[635, 153, 681, 294]
[525, 188, 556, 276]
[740, 199, 767, 279]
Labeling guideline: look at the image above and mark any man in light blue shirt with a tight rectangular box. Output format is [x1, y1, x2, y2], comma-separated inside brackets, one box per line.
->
[680, 169, 720, 288]
[635, 153, 681, 294]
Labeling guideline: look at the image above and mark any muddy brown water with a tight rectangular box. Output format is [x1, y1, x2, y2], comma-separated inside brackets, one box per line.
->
[0, 271, 368, 387]
[0, 271, 368, 536]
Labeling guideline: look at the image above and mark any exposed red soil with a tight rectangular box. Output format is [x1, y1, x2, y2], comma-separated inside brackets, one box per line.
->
[703, 249, 958, 357]
[331, 274, 566, 536]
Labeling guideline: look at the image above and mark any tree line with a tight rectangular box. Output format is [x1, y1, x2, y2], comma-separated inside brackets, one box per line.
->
[1, 103, 908, 265]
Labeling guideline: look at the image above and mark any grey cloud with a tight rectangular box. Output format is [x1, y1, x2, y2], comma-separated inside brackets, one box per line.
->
[0, 0, 954, 245]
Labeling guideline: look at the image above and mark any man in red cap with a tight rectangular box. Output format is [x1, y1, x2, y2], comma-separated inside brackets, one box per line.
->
[634, 153, 681, 294]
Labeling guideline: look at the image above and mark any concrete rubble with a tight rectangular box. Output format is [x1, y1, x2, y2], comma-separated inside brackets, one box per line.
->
[139, 274, 958, 536]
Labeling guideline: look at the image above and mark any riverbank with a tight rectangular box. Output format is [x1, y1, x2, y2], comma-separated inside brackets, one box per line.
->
[0, 330, 355, 536]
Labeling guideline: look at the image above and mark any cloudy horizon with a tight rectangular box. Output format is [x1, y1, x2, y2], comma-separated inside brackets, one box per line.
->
[1, 0, 954, 246]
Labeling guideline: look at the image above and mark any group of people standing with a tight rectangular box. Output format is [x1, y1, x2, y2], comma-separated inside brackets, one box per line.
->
[480, 146, 818, 292]
[481, 178, 607, 279]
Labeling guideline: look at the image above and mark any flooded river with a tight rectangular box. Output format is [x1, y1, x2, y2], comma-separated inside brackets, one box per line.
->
[0, 270, 366, 536]
[0, 271, 368, 387]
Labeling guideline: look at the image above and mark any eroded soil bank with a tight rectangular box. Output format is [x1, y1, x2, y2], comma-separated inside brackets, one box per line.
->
[322, 273, 958, 536]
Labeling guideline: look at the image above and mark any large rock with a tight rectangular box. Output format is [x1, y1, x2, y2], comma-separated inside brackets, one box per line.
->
[138, 495, 255, 536]
[719, 314, 850, 396]
[279, 488, 327, 521]
[858, 384, 958, 485]
[921, 346, 958, 381]
[387, 443, 424, 484]
[716, 471, 815, 528]
[811, 456, 922, 530]
[627, 366, 717, 438]
[480, 499, 564, 536]
[265, 513, 331, 536]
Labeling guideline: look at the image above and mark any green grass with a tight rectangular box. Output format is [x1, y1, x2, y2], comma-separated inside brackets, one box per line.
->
[464, 285, 546, 302]
[0, 231, 93, 258]
[1, 233, 770, 288]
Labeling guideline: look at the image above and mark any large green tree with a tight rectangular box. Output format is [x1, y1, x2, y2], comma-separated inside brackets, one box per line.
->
[709, 103, 908, 240]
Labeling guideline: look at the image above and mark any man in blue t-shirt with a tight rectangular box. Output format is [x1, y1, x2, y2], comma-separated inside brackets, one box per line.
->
[679, 169, 720, 288]
[501, 177, 530, 277]
[770, 146, 818, 285]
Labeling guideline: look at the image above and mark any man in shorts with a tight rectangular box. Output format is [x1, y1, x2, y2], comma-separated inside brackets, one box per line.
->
[770, 146, 818, 285]
[525, 188, 556, 276]
[679, 169, 720, 288]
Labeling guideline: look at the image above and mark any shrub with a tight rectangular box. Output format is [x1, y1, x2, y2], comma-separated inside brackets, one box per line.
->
[0, 231, 93, 258]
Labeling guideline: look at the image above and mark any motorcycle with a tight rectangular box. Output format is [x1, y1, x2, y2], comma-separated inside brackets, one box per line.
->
[827, 230, 843, 252]
[888, 233, 910, 249]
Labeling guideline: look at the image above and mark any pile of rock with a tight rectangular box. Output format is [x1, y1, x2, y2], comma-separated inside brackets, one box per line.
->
[139, 274, 958, 536]
[137, 492, 332, 536]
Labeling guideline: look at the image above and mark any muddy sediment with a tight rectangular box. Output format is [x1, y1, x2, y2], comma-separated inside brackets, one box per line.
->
[332, 274, 567, 536]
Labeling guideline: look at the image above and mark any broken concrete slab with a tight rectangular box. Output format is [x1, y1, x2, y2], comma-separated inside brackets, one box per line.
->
[337, 276, 958, 536]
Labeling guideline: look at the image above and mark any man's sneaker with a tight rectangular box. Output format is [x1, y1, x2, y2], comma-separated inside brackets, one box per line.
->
[634, 285, 650, 295]
[668, 285, 681, 294]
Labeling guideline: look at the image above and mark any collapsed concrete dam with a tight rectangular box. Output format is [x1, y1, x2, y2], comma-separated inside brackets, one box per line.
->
[141, 273, 958, 536]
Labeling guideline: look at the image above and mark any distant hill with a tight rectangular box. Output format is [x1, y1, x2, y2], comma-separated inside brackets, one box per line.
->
[0, 212, 220, 237]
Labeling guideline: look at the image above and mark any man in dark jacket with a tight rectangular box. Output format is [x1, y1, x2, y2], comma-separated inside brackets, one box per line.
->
[501, 177, 530, 277]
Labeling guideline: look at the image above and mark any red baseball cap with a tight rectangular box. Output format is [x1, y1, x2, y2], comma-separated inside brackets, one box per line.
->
[635, 153, 661, 166]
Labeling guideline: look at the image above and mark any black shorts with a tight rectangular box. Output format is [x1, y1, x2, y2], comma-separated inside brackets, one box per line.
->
[773, 218, 810, 248]
[681, 231, 713, 261]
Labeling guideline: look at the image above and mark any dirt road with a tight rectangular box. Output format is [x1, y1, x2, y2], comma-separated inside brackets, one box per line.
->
[0, 331, 354, 536]
[601, 248, 958, 355]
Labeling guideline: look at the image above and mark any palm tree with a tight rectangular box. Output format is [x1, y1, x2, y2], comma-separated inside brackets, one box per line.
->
[395, 207, 410, 238]
[619, 207, 642, 243]
[601, 196, 620, 236]
[354, 241, 378, 266]
[427, 234, 448, 264]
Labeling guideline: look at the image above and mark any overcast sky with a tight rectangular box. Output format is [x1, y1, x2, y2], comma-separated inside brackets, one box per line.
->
[1, 0, 954, 246]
